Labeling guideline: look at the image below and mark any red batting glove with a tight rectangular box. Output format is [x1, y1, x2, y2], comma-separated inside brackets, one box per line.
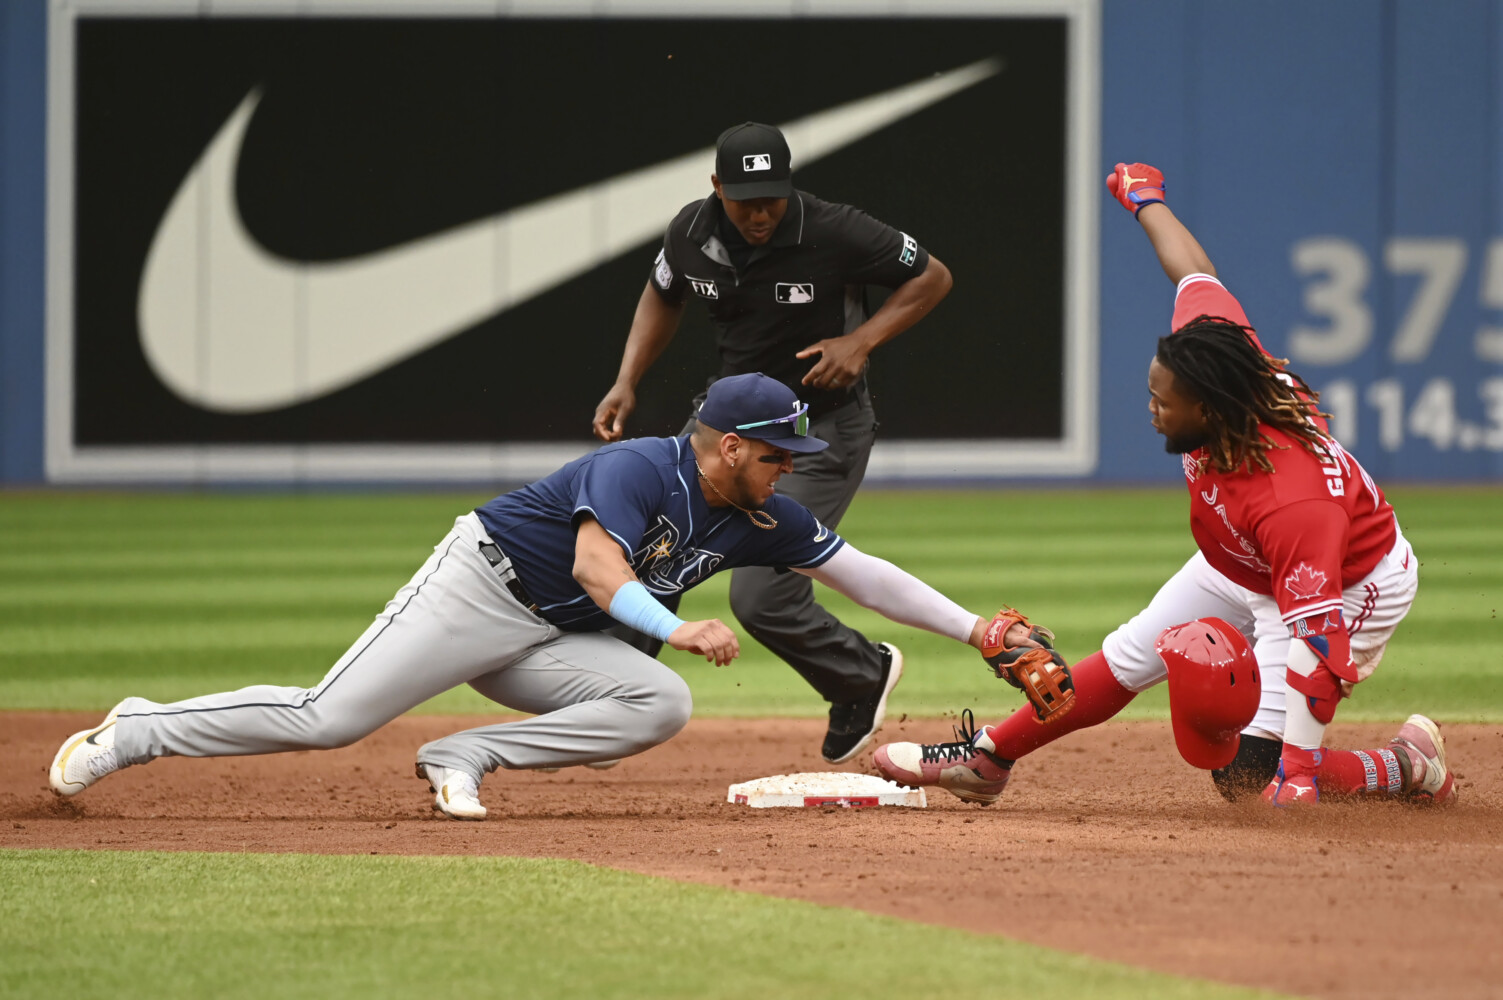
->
[1106, 162, 1166, 216]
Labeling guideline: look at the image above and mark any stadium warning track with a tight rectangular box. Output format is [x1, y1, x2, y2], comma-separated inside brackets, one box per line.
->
[4, 713, 1499, 1000]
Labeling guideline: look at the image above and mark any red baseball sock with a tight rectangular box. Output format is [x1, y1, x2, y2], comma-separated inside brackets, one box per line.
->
[1316, 746, 1407, 796]
[981, 650, 1136, 761]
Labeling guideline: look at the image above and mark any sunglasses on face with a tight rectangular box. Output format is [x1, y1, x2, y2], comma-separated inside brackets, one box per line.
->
[736, 404, 810, 438]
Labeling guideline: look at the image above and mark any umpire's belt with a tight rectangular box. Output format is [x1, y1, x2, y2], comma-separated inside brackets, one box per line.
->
[477, 541, 542, 616]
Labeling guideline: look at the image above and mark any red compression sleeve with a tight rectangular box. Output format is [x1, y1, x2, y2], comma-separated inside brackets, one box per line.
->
[1317, 747, 1406, 796]
[982, 650, 1136, 761]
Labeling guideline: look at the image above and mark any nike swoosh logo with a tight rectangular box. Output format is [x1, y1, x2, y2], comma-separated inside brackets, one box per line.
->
[138, 59, 1002, 413]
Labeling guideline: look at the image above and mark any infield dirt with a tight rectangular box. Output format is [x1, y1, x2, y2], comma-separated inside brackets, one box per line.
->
[5, 712, 1501, 1000]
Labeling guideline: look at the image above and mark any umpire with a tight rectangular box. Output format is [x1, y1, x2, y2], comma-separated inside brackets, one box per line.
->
[592, 121, 953, 763]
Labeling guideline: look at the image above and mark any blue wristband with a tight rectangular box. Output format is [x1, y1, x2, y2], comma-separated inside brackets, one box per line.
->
[607, 581, 686, 642]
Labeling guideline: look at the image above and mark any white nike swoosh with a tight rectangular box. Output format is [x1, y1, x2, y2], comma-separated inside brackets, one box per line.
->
[138, 59, 1002, 413]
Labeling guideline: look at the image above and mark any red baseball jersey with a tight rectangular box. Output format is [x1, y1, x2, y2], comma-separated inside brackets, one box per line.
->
[1170, 275, 1399, 626]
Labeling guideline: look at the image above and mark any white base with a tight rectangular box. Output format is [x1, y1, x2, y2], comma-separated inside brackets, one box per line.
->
[727, 771, 926, 809]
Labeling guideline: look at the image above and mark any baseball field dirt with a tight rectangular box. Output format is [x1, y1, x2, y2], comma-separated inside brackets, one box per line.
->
[5, 712, 1500, 1000]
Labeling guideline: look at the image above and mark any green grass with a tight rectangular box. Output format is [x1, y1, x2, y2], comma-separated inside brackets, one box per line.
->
[0, 850, 1287, 1000]
[1, 490, 1485, 1000]
[1, 488, 1498, 721]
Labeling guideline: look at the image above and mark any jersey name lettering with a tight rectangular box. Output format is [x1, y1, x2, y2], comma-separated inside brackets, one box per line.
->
[1314, 441, 1349, 497]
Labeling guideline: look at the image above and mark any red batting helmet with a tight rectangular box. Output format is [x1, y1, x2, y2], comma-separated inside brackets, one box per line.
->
[1156, 617, 1260, 770]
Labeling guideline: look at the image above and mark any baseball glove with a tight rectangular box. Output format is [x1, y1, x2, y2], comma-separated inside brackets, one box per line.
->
[980, 608, 1075, 723]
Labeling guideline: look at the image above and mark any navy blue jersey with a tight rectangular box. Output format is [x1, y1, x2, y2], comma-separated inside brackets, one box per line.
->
[475, 436, 845, 631]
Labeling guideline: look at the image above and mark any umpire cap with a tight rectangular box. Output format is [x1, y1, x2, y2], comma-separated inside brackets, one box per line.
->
[1156, 618, 1261, 770]
[715, 123, 794, 200]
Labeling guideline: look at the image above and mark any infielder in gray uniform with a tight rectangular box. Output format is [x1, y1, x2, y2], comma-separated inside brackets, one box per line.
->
[593, 122, 954, 765]
[51, 375, 1049, 821]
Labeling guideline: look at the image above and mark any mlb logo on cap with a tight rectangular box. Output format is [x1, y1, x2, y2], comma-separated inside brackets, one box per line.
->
[716, 123, 793, 201]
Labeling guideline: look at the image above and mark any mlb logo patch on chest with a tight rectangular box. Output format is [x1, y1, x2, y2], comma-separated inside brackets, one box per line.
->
[775, 283, 814, 304]
[688, 277, 719, 300]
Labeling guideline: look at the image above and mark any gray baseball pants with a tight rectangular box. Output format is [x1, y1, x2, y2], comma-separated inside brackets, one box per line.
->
[609, 384, 883, 702]
[112, 513, 693, 780]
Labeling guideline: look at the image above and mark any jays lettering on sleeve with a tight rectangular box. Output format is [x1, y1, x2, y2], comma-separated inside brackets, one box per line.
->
[648, 190, 930, 416]
[1169, 275, 1399, 621]
[474, 436, 845, 631]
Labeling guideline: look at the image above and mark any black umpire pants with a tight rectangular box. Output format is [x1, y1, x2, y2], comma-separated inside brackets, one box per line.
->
[606, 384, 885, 703]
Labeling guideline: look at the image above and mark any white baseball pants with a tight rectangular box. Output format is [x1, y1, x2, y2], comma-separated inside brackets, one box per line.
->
[112, 513, 693, 778]
[1100, 530, 1417, 741]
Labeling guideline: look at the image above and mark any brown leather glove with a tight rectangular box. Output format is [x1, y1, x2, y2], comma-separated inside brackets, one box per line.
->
[980, 608, 1075, 723]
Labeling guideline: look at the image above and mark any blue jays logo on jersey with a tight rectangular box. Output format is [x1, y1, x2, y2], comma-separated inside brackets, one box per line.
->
[631, 515, 725, 594]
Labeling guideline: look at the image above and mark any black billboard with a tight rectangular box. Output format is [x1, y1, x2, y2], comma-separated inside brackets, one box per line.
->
[67, 12, 1069, 464]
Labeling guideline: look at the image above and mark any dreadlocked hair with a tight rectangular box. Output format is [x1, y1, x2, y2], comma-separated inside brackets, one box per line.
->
[1157, 315, 1332, 474]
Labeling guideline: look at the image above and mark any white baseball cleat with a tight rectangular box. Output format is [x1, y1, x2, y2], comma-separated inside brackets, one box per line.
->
[873, 709, 1011, 805]
[1390, 714, 1457, 805]
[49, 702, 127, 797]
[416, 762, 486, 821]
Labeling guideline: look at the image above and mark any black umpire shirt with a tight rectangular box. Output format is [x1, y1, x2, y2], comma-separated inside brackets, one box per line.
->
[649, 190, 931, 417]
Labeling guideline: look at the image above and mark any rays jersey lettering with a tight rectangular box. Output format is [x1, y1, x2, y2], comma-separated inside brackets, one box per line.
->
[473, 435, 846, 632]
[631, 515, 725, 594]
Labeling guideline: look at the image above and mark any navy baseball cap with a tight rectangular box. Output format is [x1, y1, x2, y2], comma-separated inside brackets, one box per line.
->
[697, 374, 828, 453]
[715, 123, 794, 201]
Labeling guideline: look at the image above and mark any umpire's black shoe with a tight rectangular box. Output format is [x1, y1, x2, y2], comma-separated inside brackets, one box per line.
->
[821, 642, 905, 764]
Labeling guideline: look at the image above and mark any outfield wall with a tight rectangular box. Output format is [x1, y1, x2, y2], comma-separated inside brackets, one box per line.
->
[2, 0, 1500, 485]
[1100, 0, 1503, 486]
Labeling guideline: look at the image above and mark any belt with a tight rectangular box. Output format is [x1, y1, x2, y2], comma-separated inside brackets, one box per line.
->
[805, 378, 867, 420]
[477, 541, 542, 615]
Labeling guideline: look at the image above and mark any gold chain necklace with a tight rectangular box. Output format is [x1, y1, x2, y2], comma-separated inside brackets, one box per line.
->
[695, 460, 777, 530]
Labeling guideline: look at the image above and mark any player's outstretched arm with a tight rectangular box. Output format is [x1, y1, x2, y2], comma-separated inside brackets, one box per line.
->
[1106, 162, 1216, 285]
[573, 517, 739, 665]
[803, 545, 1072, 717]
[592, 282, 686, 442]
[799, 543, 1038, 649]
